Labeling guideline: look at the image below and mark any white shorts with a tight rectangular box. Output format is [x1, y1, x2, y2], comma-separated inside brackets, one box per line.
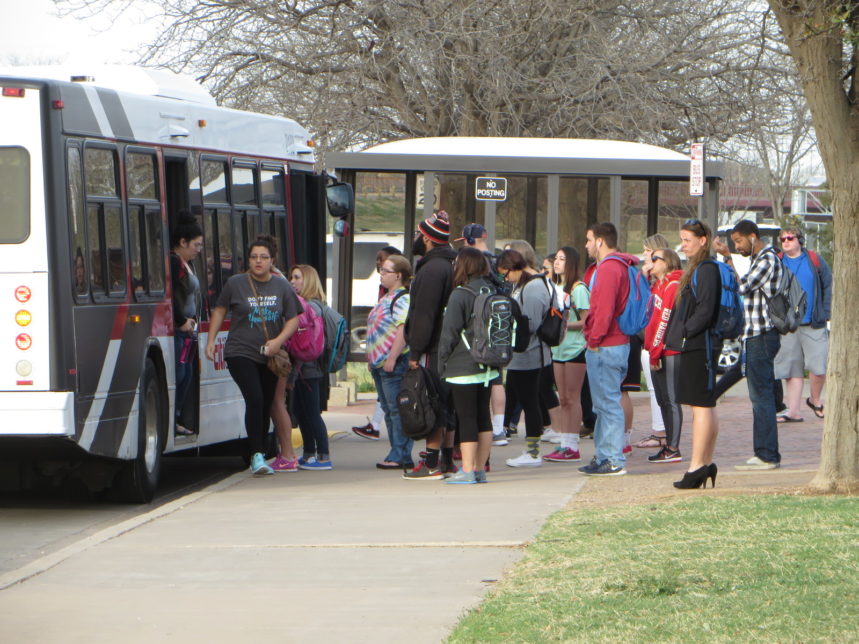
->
[774, 325, 829, 378]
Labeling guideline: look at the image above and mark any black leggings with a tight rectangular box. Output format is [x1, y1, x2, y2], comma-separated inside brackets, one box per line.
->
[450, 383, 492, 443]
[506, 368, 544, 439]
[227, 356, 277, 455]
[650, 354, 683, 451]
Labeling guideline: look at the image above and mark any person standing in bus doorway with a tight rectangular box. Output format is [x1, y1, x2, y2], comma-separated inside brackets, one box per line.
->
[352, 245, 402, 441]
[205, 236, 302, 476]
[170, 213, 204, 437]
[289, 264, 335, 470]
[403, 211, 458, 480]
[578, 223, 632, 477]
[773, 227, 832, 422]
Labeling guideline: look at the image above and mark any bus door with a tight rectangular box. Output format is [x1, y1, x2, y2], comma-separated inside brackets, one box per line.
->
[164, 153, 202, 442]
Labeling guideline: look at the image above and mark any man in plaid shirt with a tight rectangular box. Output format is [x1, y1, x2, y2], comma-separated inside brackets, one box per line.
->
[717, 220, 783, 470]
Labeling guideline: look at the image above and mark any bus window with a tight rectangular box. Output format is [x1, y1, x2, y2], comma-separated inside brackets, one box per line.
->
[105, 205, 126, 294]
[0, 147, 30, 243]
[232, 164, 257, 206]
[84, 148, 118, 197]
[217, 209, 234, 284]
[127, 153, 158, 200]
[261, 168, 284, 206]
[129, 206, 144, 291]
[232, 214, 245, 271]
[67, 146, 88, 297]
[87, 204, 104, 290]
[202, 160, 229, 204]
[145, 209, 165, 293]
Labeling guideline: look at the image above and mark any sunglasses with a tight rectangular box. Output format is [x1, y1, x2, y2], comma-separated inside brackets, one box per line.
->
[780, 235, 797, 242]
[683, 218, 704, 228]
[651, 255, 665, 262]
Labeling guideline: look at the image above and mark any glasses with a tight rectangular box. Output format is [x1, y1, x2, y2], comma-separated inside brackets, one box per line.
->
[379, 267, 398, 274]
[249, 255, 271, 261]
[780, 235, 796, 242]
[651, 255, 665, 263]
[683, 218, 703, 228]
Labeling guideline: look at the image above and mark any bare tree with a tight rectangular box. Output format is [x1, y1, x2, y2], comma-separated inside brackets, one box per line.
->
[766, 0, 859, 492]
[59, 0, 783, 159]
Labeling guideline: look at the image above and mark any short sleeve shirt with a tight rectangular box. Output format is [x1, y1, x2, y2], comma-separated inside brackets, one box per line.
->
[216, 273, 303, 363]
[366, 287, 410, 368]
[551, 282, 591, 361]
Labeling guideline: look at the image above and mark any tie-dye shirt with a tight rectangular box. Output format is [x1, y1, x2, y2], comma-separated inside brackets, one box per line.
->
[366, 287, 410, 368]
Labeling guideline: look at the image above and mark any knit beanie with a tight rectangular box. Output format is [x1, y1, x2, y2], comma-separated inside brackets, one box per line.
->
[418, 210, 450, 245]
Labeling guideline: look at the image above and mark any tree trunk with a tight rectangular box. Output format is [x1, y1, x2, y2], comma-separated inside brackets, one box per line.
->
[769, 1, 859, 492]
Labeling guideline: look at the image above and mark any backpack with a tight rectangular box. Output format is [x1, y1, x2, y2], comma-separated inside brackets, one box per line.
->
[285, 296, 325, 362]
[396, 365, 444, 439]
[765, 254, 808, 335]
[692, 260, 744, 340]
[459, 285, 517, 367]
[589, 256, 652, 336]
[319, 301, 350, 373]
[536, 277, 569, 347]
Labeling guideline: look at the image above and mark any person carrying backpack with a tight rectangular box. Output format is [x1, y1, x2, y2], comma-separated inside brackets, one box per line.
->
[437, 247, 499, 484]
[714, 220, 783, 472]
[288, 264, 334, 471]
[366, 254, 414, 470]
[665, 219, 722, 488]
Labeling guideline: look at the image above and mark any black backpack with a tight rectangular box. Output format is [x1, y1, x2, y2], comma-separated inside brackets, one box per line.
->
[396, 366, 444, 439]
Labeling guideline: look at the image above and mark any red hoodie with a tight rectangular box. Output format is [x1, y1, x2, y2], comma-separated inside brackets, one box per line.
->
[583, 253, 637, 348]
[644, 269, 683, 366]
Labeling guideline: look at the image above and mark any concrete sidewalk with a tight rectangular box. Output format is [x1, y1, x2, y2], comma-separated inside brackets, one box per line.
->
[0, 388, 822, 643]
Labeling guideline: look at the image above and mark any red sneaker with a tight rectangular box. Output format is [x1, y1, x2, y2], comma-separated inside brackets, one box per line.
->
[352, 422, 380, 440]
[543, 447, 582, 462]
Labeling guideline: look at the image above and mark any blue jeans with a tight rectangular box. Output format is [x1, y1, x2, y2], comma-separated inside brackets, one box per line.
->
[585, 343, 630, 467]
[174, 332, 196, 424]
[371, 356, 413, 465]
[293, 376, 330, 460]
[745, 330, 781, 463]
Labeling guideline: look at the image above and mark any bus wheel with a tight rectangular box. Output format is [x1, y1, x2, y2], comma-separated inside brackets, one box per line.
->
[115, 358, 166, 503]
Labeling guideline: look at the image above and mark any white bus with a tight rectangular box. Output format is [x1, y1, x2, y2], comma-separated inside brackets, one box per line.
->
[0, 66, 350, 501]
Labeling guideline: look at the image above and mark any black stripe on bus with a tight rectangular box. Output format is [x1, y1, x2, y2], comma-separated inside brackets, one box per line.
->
[59, 84, 104, 137]
[96, 88, 135, 141]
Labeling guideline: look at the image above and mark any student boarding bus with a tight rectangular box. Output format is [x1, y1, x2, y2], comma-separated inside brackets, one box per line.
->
[0, 66, 351, 501]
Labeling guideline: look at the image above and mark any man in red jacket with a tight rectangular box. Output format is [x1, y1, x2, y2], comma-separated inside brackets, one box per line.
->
[579, 222, 633, 476]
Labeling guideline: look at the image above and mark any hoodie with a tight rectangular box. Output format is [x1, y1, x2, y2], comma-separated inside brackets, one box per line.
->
[404, 244, 457, 357]
[583, 252, 638, 348]
[644, 269, 683, 366]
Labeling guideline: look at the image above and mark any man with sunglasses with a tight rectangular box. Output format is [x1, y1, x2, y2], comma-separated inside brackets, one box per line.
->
[773, 227, 832, 422]
[714, 220, 783, 470]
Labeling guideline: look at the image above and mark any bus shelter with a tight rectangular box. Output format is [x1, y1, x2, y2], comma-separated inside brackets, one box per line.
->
[327, 137, 723, 358]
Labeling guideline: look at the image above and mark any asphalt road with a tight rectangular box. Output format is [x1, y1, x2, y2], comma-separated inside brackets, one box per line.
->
[0, 455, 244, 577]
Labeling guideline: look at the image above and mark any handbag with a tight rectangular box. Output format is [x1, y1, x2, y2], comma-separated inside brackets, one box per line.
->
[247, 274, 292, 378]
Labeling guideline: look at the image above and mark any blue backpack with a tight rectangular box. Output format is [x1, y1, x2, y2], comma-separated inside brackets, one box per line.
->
[589, 256, 652, 336]
[692, 259, 743, 340]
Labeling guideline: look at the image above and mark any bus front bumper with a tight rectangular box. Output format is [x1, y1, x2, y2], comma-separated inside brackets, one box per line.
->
[0, 392, 75, 436]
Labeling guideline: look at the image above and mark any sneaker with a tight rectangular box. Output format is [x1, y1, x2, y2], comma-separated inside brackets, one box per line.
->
[581, 459, 627, 476]
[453, 448, 462, 460]
[403, 461, 444, 480]
[579, 425, 594, 439]
[543, 447, 582, 462]
[299, 456, 333, 471]
[577, 456, 600, 474]
[445, 469, 477, 485]
[505, 424, 518, 437]
[250, 452, 274, 476]
[441, 460, 459, 475]
[648, 448, 682, 464]
[492, 432, 509, 446]
[352, 420, 380, 440]
[475, 470, 488, 483]
[734, 456, 780, 471]
[270, 455, 299, 472]
[541, 428, 562, 443]
[506, 451, 543, 468]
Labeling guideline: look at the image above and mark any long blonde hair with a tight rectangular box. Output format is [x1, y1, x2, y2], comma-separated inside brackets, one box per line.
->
[677, 220, 713, 298]
[289, 264, 326, 301]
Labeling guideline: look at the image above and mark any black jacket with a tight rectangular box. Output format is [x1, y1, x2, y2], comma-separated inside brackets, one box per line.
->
[665, 260, 721, 353]
[405, 245, 457, 357]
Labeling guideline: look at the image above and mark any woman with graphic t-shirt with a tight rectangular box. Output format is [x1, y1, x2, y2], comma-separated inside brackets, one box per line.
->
[205, 237, 302, 476]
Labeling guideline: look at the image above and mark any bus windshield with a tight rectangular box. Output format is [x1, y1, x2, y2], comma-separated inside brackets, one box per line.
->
[0, 146, 30, 243]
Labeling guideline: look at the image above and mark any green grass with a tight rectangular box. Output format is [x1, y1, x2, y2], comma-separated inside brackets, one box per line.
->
[449, 495, 859, 643]
[346, 360, 376, 393]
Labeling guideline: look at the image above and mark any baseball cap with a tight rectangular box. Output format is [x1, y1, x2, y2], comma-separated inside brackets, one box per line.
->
[455, 223, 487, 244]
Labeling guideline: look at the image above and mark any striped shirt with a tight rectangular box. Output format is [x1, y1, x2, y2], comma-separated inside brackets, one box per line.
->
[738, 245, 782, 340]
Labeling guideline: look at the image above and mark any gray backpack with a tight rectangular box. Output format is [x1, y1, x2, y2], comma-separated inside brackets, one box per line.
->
[459, 285, 516, 368]
[765, 254, 808, 334]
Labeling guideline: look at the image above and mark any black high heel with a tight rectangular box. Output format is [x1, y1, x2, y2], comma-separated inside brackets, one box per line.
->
[708, 463, 718, 488]
[673, 465, 710, 489]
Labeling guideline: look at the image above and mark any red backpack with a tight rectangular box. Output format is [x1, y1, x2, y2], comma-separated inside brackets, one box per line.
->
[285, 295, 325, 362]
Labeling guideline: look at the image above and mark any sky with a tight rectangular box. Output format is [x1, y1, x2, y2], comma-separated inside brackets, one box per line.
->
[0, 0, 156, 67]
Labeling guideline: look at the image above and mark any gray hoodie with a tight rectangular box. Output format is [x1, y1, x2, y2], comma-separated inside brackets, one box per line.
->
[507, 274, 552, 371]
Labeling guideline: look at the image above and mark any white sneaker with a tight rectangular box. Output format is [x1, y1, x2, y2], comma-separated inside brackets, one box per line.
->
[541, 428, 562, 444]
[734, 456, 780, 471]
[492, 432, 509, 446]
[506, 451, 543, 468]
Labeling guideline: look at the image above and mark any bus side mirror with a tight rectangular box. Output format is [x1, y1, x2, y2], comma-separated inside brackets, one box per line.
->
[326, 182, 354, 218]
